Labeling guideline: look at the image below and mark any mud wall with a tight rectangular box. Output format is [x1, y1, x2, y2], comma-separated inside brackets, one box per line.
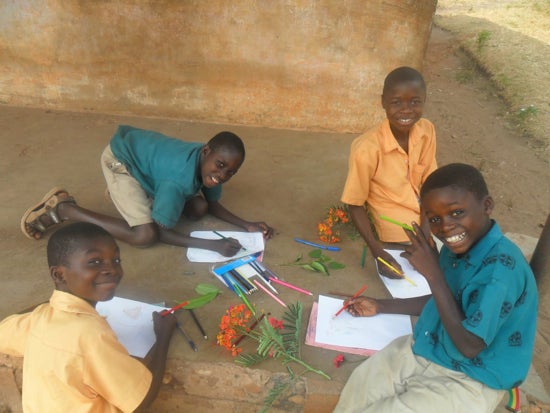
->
[0, 0, 437, 132]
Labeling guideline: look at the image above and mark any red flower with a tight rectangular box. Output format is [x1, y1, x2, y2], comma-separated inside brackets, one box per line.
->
[333, 354, 345, 368]
[268, 317, 284, 330]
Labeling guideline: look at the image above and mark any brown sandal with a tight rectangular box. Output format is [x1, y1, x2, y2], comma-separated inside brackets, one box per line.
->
[20, 187, 77, 240]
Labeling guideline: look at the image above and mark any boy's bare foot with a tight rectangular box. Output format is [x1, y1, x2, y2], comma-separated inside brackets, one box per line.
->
[20, 187, 76, 240]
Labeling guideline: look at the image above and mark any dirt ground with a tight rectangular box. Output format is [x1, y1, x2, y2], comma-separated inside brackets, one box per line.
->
[0, 3, 549, 412]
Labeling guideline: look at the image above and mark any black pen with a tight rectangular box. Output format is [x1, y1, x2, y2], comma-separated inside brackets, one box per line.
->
[176, 321, 198, 352]
[189, 309, 208, 340]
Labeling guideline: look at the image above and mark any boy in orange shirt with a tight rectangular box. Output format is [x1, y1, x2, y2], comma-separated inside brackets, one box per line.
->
[341, 66, 437, 277]
[0, 222, 176, 412]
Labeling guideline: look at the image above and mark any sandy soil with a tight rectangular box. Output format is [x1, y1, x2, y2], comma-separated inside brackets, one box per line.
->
[0, 3, 548, 412]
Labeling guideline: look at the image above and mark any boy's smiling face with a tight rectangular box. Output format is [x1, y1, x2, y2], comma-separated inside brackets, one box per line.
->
[51, 236, 123, 307]
[200, 145, 243, 188]
[381, 80, 426, 141]
[422, 186, 494, 255]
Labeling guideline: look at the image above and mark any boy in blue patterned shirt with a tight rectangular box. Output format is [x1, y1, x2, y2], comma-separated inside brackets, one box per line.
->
[334, 163, 537, 413]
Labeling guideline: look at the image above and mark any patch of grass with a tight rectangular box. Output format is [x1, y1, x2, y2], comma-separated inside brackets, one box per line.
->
[476, 30, 492, 50]
[494, 73, 511, 89]
[532, 0, 550, 16]
[455, 68, 473, 84]
[516, 105, 538, 122]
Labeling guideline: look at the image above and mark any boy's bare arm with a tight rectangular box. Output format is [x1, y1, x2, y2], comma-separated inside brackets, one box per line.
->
[346, 295, 430, 317]
[135, 312, 177, 412]
[207, 200, 274, 239]
[402, 223, 486, 358]
[348, 204, 402, 277]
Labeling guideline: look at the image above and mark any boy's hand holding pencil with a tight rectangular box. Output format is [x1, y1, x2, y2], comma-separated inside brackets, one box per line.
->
[376, 251, 404, 279]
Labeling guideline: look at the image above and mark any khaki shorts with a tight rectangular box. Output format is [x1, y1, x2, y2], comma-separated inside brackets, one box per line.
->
[100, 145, 153, 227]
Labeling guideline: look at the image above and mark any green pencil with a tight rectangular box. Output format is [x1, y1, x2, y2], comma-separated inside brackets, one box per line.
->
[226, 274, 256, 315]
[380, 215, 414, 232]
[213, 230, 247, 251]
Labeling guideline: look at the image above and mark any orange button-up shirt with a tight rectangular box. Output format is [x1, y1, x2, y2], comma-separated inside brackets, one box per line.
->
[0, 290, 152, 413]
[341, 118, 437, 243]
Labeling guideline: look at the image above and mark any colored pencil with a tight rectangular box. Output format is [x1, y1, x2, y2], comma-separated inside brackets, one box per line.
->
[226, 274, 256, 315]
[360, 244, 367, 268]
[176, 321, 198, 352]
[294, 237, 341, 251]
[213, 230, 247, 251]
[160, 300, 189, 316]
[254, 260, 280, 280]
[379, 215, 414, 232]
[376, 257, 417, 286]
[230, 269, 256, 293]
[189, 309, 207, 340]
[253, 280, 287, 308]
[250, 261, 280, 294]
[268, 277, 313, 296]
[333, 285, 368, 318]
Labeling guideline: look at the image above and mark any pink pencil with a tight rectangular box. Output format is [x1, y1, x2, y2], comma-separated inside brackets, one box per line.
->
[268, 277, 313, 296]
[253, 280, 287, 308]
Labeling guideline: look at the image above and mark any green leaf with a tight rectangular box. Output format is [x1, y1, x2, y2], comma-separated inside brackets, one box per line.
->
[195, 283, 221, 296]
[308, 249, 323, 259]
[301, 264, 317, 272]
[293, 254, 303, 263]
[328, 261, 346, 270]
[182, 291, 219, 309]
[311, 261, 329, 275]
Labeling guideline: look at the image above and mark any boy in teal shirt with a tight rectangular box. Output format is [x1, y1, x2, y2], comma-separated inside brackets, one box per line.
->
[334, 163, 537, 413]
[21, 126, 273, 256]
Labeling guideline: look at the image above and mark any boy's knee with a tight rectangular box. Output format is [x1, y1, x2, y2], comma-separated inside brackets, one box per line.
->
[183, 196, 208, 220]
[130, 224, 159, 247]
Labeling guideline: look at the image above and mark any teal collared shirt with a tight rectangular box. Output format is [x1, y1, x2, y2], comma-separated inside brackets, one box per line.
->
[412, 221, 538, 389]
[110, 125, 222, 228]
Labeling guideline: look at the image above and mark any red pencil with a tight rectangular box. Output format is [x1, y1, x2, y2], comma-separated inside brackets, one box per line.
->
[333, 285, 367, 318]
[160, 300, 189, 316]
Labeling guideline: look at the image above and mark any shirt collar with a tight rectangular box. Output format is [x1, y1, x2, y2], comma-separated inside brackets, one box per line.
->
[449, 220, 502, 263]
[50, 290, 98, 316]
[380, 118, 423, 154]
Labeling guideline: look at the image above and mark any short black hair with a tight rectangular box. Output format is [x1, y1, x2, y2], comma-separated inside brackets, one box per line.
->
[383, 66, 426, 96]
[420, 163, 489, 201]
[207, 131, 245, 159]
[47, 223, 115, 267]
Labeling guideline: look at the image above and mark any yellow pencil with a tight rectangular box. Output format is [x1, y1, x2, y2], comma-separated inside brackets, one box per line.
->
[377, 257, 417, 286]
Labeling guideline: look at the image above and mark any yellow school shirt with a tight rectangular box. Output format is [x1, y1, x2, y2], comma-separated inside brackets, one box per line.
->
[0, 290, 152, 413]
[341, 118, 437, 243]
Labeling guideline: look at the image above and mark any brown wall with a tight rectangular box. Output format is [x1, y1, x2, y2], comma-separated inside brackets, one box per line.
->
[0, 0, 437, 133]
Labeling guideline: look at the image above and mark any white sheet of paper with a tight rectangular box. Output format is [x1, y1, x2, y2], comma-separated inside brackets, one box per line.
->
[186, 231, 264, 263]
[96, 296, 165, 358]
[376, 249, 432, 298]
[314, 295, 412, 351]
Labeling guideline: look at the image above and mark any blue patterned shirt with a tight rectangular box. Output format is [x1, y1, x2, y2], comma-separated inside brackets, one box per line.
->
[110, 125, 222, 229]
[412, 221, 537, 389]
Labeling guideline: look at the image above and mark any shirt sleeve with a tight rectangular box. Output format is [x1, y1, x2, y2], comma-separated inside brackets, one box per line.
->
[340, 137, 378, 206]
[0, 313, 32, 356]
[419, 121, 437, 181]
[83, 329, 152, 413]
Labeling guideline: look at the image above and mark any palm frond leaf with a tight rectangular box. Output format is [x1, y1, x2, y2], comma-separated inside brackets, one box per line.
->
[281, 302, 303, 358]
[235, 352, 268, 367]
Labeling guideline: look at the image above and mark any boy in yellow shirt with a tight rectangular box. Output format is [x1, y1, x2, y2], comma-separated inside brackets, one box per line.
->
[0, 222, 176, 412]
[341, 66, 437, 277]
